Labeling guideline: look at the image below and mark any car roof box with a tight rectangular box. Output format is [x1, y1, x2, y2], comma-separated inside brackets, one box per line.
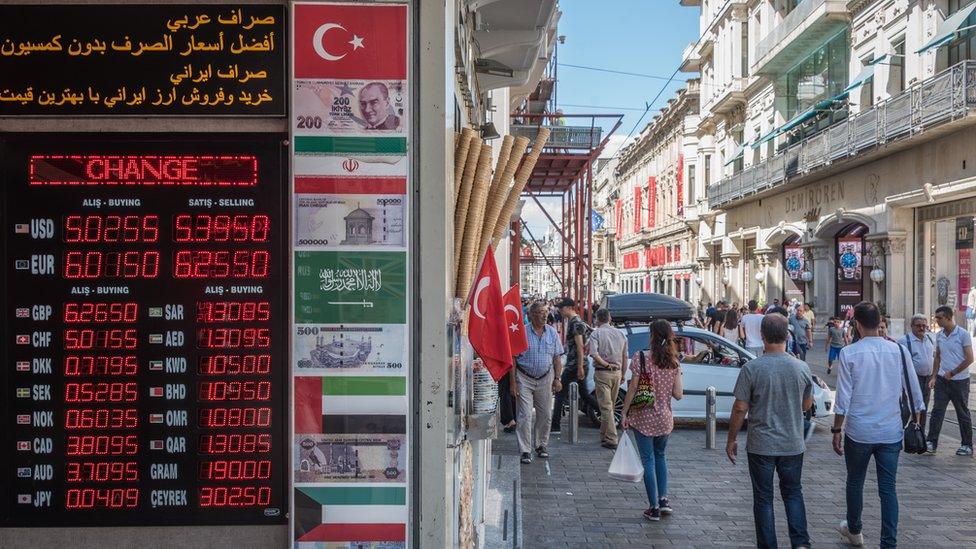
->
[600, 292, 695, 323]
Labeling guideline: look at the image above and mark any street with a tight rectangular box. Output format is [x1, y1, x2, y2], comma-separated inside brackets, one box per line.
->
[492, 337, 976, 548]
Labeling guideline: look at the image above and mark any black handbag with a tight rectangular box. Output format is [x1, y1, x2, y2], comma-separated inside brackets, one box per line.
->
[899, 346, 927, 455]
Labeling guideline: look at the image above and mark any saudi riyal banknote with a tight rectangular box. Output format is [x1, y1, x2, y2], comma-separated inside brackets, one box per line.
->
[294, 324, 406, 373]
[293, 79, 407, 136]
[295, 194, 405, 248]
[296, 434, 405, 483]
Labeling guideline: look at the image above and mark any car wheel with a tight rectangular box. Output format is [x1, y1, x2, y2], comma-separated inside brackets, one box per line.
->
[614, 388, 626, 425]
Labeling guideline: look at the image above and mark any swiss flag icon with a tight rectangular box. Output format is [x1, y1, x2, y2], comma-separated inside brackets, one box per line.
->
[293, 3, 407, 79]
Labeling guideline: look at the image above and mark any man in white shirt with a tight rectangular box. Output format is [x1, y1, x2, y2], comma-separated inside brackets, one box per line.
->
[925, 305, 974, 456]
[899, 313, 935, 430]
[739, 300, 764, 356]
[832, 302, 924, 549]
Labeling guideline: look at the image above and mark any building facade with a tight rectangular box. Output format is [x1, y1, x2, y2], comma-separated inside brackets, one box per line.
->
[593, 156, 620, 297]
[615, 81, 702, 304]
[679, 0, 976, 337]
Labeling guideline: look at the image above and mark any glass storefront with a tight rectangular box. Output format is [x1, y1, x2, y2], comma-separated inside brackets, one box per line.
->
[916, 198, 976, 325]
[785, 30, 850, 120]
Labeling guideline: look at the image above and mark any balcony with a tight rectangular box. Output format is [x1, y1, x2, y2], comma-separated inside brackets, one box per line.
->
[752, 0, 849, 76]
[703, 77, 747, 114]
[511, 124, 603, 150]
[680, 42, 701, 72]
[708, 60, 976, 208]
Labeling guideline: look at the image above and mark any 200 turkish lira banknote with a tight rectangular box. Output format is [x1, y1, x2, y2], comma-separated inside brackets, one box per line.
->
[294, 324, 406, 373]
[295, 194, 405, 248]
[293, 79, 407, 136]
[295, 434, 406, 483]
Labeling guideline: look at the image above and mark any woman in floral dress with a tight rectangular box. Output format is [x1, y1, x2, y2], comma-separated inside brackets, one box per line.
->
[620, 319, 683, 521]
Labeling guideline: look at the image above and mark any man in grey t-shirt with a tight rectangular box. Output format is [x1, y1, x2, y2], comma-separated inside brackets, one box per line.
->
[726, 313, 814, 549]
[789, 308, 813, 361]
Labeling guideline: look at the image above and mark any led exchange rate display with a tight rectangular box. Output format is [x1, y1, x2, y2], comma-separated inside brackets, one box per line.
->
[0, 134, 287, 526]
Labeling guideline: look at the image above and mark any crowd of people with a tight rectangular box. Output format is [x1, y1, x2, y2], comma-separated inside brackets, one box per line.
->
[497, 293, 975, 548]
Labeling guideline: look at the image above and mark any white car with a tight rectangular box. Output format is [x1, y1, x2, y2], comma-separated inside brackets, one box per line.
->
[580, 324, 833, 435]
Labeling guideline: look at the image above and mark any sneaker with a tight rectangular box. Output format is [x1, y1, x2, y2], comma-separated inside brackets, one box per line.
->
[658, 497, 672, 514]
[956, 445, 974, 456]
[520, 452, 531, 464]
[925, 441, 936, 455]
[642, 508, 661, 522]
[535, 446, 549, 459]
[838, 521, 864, 546]
[601, 441, 618, 450]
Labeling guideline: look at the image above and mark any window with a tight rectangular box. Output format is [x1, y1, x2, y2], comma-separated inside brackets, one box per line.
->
[741, 21, 750, 78]
[688, 164, 697, 205]
[785, 30, 850, 119]
[890, 40, 905, 94]
[733, 130, 744, 173]
[703, 154, 712, 187]
[949, 0, 976, 65]
[859, 56, 874, 108]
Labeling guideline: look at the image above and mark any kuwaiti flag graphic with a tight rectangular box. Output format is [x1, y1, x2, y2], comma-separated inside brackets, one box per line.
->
[294, 486, 406, 543]
[294, 376, 407, 435]
[294, 3, 407, 80]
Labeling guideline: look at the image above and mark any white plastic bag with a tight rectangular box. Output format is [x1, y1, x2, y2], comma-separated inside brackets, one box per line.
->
[608, 431, 644, 483]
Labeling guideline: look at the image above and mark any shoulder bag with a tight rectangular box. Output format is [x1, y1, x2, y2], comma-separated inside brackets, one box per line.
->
[899, 346, 926, 454]
[630, 352, 656, 411]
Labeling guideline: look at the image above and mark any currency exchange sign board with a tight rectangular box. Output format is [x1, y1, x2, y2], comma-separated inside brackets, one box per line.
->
[0, 5, 285, 116]
[0, 134, 288, 526]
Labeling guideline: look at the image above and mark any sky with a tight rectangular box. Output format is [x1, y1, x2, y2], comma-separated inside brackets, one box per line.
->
[520, 0, 699, 237]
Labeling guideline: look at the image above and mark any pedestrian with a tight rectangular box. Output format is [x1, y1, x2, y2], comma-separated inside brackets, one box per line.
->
[705, 301, 716, 330]
[825, 317, 847, 374]
[551, 298, 599, 435]
[899, 313, 935, 431]
[512, 301, 564, 464]
[925, 305, 974, 456]
[844, 307, 860, 343]
[832, 301, 924, 548]
[726, 313, 814, 549]
[497, 370, 517, 433]
[588, 307, 628, 449]
[712, 301, 728, 335]
[722, 303, 740, 342]
[803, 302, 815, 327]
[740, 300, 764, 356]
[790, 307, 813, 361]
[620, 319, 683, 522]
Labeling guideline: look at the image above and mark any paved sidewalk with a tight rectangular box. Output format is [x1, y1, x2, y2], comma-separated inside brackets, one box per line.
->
[493, 421, 976, 548]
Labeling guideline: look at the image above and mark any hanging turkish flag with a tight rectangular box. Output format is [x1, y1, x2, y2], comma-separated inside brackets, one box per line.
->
[293, 3, 408, 79]
[503, 284, 529, 356]
[468, 246, 513, 381]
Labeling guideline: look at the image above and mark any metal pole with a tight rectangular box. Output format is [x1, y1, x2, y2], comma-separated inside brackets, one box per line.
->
[705, 386, 717, 449]
[568, 382, 579, 444]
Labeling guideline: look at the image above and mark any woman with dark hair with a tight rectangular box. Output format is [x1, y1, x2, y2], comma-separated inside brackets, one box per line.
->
[723, 304, 740, 342]
[620, 319, 684, 522]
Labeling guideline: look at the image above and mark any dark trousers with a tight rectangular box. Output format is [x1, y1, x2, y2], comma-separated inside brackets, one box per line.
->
[497, 371, 516, 426]
[926, 377, 973, 448]
[747, 453, 809, 549]
[916, 374, 931, 431]
[551, 365, 599, 430]
[844, 437, 901, 548]
[794, 343, 808, 361]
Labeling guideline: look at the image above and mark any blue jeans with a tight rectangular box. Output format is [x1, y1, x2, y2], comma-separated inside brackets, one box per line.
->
[746, 453, 809, 549]
[632, 431, 669, 507]
[844, 437, 901, 548]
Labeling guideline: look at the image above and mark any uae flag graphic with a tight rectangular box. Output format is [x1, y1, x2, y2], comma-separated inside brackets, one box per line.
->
[294, 486, 406, 543]
[294, 376, 406, 435]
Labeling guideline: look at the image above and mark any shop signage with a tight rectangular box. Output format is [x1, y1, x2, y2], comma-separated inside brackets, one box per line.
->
[0, 5, 285, 116]
[956, 216, 974, 250]
[783, 180, 845, 215]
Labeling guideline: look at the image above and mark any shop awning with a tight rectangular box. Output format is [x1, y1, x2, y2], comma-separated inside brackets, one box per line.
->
[751, 129, 780, 149]
[917, 4, 976, 54]
[778, 93, 849, 134]
[723, 142, 748, 166]
[842, 63, 877, 93]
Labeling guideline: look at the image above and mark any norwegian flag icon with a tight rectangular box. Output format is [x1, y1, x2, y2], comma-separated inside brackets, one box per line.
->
[150, 440, 164, 450]
[15, 308, 29, 318]
[16, 441, 30, 451]
[17, 494, 31, 504]
[149, 387, 163, 397]
[16, 414, 30, 425]
[15, 335, 29, 345]
[16, 361, 30, 372]
[149, 413, 164, 424]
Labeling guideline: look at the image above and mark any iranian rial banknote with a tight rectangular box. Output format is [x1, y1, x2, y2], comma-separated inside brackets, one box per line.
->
[294, 324, 406, 373]
[295, 434, 405, 483]
[295, 194, 405, 248]
[293, 79, 407, 136]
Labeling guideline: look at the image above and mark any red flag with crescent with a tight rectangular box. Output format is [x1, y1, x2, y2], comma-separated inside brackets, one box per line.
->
[503, 284, 529, 356]
[468, 246, 513, 381]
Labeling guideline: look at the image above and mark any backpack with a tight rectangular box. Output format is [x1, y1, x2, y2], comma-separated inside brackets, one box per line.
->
[630, 351, 656, 411]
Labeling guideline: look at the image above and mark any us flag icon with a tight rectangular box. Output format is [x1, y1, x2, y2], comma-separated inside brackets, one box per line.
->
[149, 413, 164, 424]
[16, 441, 30, 451]
[16, 414, 30, 425]
[150, 440, 164, 450]
[149, 387, 163, 397]
[15, 334, 29, 345]
[15, 308, 29, 318]
[16, 361, 30, 372]
[17, 494, 31, 504]
[14, 224, 29, 234]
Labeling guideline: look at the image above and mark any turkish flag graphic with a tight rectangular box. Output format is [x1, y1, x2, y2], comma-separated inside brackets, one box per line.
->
[503, 284, 529, 356]
[468, 246, 513, 381]
[294, 3, 407, 80]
